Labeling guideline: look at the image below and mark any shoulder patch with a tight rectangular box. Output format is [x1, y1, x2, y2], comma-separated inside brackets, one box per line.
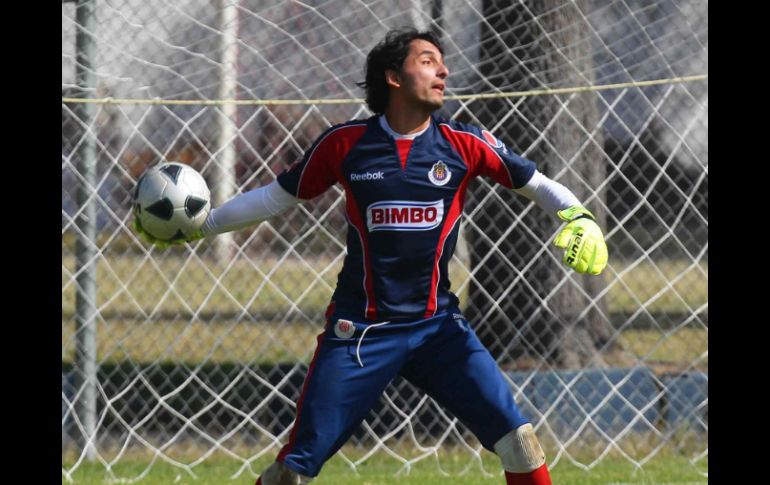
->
[481, 130, 503, 149]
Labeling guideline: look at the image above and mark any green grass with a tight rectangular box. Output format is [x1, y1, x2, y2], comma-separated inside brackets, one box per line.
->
[618, 328, 707, 365]
[61, 253, 471, 321]
[606, 260, 707, 315]
[62, 253, 707, 367]
[61, 319, 321, 364]
[61, 254, 707, 320]
[63, 451, 707, 485]
[61, 251, 708, 483]
[61, 317, 707, 369]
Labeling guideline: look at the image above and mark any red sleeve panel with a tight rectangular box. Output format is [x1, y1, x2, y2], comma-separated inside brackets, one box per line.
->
[438, 121, 536, 189]
[277, 122, 369, 199]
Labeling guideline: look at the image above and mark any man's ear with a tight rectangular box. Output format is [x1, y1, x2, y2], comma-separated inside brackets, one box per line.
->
[385, 69, 401, 89]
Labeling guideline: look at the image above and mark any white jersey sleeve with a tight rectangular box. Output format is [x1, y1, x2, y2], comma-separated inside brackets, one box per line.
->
[200, 180, 302, 236]
[513, 170, 581, 216]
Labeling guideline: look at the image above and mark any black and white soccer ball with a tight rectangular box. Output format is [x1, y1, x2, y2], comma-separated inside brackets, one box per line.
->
[133, 162, 211, 241]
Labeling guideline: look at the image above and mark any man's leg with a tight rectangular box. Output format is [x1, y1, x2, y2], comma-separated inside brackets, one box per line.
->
[493, 424, 552, 485]
[400, 312, 552, 485]
[255, 461, 312, 485]
[255, 319, 406, 484]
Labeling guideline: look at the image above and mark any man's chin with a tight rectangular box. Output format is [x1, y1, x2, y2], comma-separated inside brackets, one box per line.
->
[425, 98, 444, 111]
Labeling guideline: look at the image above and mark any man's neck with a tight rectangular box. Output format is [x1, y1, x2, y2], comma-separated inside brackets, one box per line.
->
[383, 105, 432, 135]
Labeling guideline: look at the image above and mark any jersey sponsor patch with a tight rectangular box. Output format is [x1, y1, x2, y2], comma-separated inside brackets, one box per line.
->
[334, 319, 355, 338]
[366, 200, 444, 232]
[481, 130, 508, 153]
[428, 160, 452, 186]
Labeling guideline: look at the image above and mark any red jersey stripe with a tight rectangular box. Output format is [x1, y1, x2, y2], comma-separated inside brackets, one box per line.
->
[439, 123, 515, 189]
[339, 178, 378, 320]
[395, 139, 413, 171]
[424, 173, 470, 318]
[295, 124, 368, 199]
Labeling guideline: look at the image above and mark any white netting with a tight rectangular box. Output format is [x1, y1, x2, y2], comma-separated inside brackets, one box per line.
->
[62, 0, 707, 481]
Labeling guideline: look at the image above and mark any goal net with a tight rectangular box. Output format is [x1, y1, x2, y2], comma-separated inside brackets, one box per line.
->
[62, 0, 707, 481]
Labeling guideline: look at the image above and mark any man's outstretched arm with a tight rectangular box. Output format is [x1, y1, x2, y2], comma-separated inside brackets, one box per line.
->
[200, 180, 301, 236]
[134, 180, 302, 248]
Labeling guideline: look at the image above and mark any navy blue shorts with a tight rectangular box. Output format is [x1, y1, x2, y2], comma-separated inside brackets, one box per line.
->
[276, 308, 529, 477]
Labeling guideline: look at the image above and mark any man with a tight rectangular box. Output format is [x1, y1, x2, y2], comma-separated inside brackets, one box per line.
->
[135, 28, 608, 485]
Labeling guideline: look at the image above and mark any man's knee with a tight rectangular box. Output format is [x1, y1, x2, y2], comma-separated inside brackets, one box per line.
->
[493, 423, 546, 473]
[258, 461, 313, 485]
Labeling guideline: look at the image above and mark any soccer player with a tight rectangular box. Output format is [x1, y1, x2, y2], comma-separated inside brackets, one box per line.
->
[135, 28, 608, 485]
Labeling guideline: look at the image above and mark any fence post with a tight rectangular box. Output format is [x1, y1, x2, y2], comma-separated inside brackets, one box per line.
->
[73, 0, 98, 461]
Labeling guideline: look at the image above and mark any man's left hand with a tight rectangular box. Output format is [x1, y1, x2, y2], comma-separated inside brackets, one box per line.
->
[553, 206, 608, 275]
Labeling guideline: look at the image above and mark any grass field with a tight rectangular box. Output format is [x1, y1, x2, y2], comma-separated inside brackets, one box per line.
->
[63, 451, 707, 485]
[62, 253, 707, 484]
[61, 317, 707, 369]
[61, 254, 708, 320]
[62, 254, 707, 367]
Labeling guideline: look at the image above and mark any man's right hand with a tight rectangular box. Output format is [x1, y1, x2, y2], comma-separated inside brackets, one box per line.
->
[132, 218, 204, 249]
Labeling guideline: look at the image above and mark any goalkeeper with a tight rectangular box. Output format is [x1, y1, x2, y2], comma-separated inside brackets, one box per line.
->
[136, 28, 607, 485]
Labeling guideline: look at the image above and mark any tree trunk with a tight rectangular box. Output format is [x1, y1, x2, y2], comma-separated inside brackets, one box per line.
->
[466, 0, 616, 369]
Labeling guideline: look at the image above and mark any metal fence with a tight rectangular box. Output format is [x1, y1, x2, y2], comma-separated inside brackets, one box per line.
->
[62, 0, 707, 480]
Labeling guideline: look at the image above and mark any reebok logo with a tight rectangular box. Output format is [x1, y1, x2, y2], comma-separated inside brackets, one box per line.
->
[350, 171, 384, 181]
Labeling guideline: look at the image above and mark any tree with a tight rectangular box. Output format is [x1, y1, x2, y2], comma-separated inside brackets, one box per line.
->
[466, 0, 617, 369]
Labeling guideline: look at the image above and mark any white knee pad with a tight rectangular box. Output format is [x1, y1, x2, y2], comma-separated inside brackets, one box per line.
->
[493, 423, 546, 473]
[260, 461, 314, 485]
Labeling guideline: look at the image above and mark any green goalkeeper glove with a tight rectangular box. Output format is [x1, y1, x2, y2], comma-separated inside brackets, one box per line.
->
[553, 206, 608, 275]
[132, 218, 204, 250]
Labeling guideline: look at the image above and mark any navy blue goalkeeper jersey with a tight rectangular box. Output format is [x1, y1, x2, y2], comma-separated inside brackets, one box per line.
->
[276, 114, 536, 322]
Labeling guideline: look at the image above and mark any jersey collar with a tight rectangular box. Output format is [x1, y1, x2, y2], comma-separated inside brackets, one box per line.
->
[378, 114, 430, 140]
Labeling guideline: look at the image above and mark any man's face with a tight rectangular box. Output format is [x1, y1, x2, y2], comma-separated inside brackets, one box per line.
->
[391, 39, 449, 111]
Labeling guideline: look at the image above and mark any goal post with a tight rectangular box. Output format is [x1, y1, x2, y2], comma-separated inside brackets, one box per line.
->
[62, 0, 707, 481]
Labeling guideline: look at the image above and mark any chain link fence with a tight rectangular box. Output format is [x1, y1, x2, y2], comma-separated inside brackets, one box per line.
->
[62, 0, 707, 480]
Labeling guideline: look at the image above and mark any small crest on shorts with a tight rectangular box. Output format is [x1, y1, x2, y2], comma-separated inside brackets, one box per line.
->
[428, 160, 452, 186]
[334, 319, 355, 338]
[453, 313, 470, 332]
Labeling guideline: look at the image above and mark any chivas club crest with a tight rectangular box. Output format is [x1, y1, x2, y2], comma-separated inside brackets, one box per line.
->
[428, 160, 452, 186]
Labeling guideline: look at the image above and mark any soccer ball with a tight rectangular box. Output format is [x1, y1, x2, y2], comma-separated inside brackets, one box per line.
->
[133, 162, 211, 241]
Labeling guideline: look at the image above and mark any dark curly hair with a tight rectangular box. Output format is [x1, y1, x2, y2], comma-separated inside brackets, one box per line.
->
[356, 28, 444, 114]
